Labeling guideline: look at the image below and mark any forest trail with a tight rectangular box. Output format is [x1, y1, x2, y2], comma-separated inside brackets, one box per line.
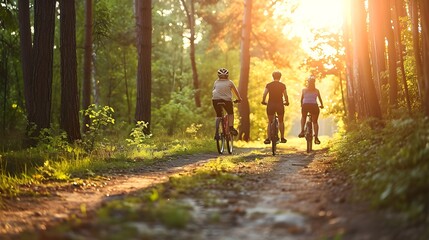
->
[0, 141, 411, 239]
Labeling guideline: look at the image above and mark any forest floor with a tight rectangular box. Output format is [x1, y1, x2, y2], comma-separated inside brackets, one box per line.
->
[0, 139, 422, 240]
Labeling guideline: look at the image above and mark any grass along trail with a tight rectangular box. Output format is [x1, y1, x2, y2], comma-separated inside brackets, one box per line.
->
[2, 138, 413, 239]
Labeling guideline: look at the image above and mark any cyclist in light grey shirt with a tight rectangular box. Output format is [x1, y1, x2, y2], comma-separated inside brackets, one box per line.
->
[212, 68, 242, 137]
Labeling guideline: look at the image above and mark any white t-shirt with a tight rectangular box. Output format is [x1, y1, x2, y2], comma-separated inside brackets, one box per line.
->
[212, 79, 236, 101]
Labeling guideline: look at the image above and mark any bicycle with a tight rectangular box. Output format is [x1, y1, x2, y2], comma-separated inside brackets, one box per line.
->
[262, 102, 286, 156]
[270, 114, 279, 156]
[215, 100, 239, 154]
[304, 113, 313, 153]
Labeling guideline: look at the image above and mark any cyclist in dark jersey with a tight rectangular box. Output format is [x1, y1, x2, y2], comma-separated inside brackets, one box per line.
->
[298, 76, 324, 144]
[261, 71, 289, 144]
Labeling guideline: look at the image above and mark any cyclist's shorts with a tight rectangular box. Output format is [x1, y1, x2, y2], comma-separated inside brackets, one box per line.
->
[267, 102, 284, 116]
[302, 103, 320, 121]
[212, 99, 233, 117]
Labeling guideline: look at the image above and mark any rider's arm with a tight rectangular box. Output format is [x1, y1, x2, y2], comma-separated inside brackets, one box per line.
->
[300, 89, 304, 107]
[317, 89, 324, 108]
[231, 83, 242, 101]
[261, 88, 268, 103]
[283, 87, 289, 105]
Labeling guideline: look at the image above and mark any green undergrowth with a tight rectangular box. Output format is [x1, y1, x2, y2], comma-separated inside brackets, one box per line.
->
[330, 116, 429, 222]
[21, 152, 278, 239]
[0, 135, 215, 202]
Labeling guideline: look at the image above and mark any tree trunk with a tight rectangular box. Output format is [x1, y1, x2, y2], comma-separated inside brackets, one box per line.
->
[32, 0, 56, 131]
[368, 0, 387, 99]
[60, 0, 81, 142]
[420, 0, 429, 117]
[392, 0, 411, 112]
[82, 0, 93, 132]
[410, 0, 424, 103]
[343, 0, 356, 122]
[18, 0, 33, 124]
[123, 51, 132, 123]
[352, 0, 382, 119]
[386, 1, 398, 109]
[238, 0, 252, 141]
[180, 0, 201, 108]
[350, 0, 366, 118]
[135, 0, 152, 133]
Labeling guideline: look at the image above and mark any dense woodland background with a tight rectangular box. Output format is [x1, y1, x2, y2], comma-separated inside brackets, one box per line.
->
[1, 0, 429, 225]
[0, 0, 427, 143]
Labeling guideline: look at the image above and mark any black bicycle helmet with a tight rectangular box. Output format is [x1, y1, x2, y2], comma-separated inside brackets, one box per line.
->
[272, 70, 282, 79]
[217, 68, 229, 77]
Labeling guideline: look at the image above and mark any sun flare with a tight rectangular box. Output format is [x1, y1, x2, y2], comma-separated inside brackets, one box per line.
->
[294, 0, 345, 31]
[283, 0, 345, 53]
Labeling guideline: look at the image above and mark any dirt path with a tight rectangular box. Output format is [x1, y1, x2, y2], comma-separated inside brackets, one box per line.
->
[0, 144, 417, 239]
[0, 153, 219, 237]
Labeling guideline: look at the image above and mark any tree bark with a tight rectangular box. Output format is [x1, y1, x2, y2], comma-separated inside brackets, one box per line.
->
[180, 0, 201, 108]
[392, 0, 411, 112]
[368, 0, 387, 99]
[60, 0, 81, 142]
[238, 0, 252, 141]
[18, 0, 33, 123]
[386, 0, 398, 108]
[420, 0, 429, 117]
[135, 0, 152, 133]
[32, 0, 56, 131]
[82, 0, 93, 132]
[410, 0, 424, 101]
[123, 51, 132, 123]
[343, 0, 356, 121]
[352, 0, 382, 119]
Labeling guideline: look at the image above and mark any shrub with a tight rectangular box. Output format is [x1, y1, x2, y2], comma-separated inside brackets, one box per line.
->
[331, 116, 429, 221]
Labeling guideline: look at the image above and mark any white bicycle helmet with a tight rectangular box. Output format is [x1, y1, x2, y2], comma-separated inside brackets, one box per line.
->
[217, 68, 229, 77]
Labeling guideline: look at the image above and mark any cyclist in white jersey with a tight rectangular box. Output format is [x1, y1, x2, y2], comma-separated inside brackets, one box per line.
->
[212, 68, 242, 138]
[298, 76, 324, 144]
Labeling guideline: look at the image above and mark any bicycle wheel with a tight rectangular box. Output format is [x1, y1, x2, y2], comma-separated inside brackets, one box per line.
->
[305, 122, 313, 153]
[216, 122, 225, 154]
[271, 118, 279, 156]
[226, 134, 233, 154]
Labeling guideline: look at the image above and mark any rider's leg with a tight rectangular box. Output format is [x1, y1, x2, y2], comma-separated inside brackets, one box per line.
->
[312, 107, 321, 144]
[212, 100, 223, 137]
[299, 113, 306, 137]
[224, 101, 238, 135]
[278, 114, 285, 139]
[314, 121, 319, 137]
[264, 115, 274, 144]
[215, 117, 222, 134]
[228, 114, 234, 127]
[267, 115, 274, 138]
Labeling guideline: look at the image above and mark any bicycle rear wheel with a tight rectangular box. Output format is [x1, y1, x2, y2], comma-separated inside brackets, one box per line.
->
[271, 118, 279, 156]
[216, 122, 225, 154]
[305, 122, 313, 153]
[226, 134, 233, 154]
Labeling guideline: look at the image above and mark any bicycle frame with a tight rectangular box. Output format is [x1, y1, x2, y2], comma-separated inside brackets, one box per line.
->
[270, 115, 279, 156]
[215, 102, 234, 154]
